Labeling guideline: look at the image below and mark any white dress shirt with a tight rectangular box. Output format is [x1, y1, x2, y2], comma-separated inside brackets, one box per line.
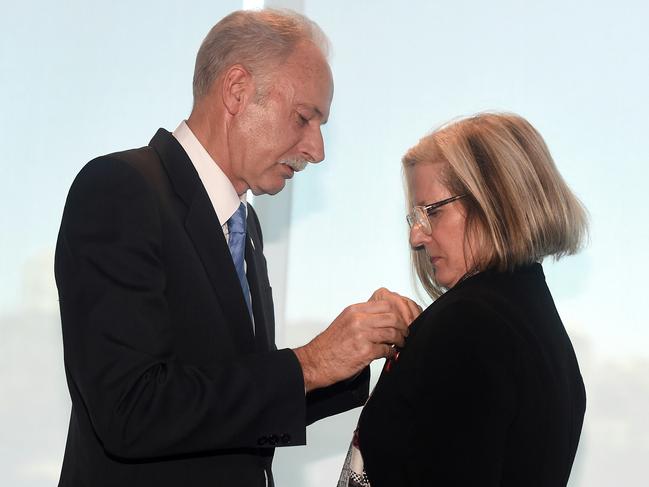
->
[172, 120, 246, 241]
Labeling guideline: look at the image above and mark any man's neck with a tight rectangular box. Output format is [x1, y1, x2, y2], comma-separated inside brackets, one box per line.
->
[186, 111, 244, 193]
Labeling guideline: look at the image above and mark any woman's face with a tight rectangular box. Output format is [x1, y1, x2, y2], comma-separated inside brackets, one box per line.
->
[408, 162, 474, 288]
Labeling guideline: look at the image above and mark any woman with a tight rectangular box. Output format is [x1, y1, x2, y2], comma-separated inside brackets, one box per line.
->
[340, 113, 588, 486]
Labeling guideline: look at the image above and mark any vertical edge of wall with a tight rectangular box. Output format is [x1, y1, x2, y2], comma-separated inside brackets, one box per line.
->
[250, 187, 293, 347]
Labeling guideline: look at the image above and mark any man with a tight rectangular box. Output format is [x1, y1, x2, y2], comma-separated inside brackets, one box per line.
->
[55, 9, 418, 487]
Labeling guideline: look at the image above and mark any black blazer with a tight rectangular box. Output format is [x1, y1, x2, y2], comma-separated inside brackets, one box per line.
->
[55, 129, 368, 487]
[357, 264, 585, 486]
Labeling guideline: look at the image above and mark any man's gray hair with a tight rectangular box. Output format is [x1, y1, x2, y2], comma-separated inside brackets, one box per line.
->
[192, 9, 330, 102]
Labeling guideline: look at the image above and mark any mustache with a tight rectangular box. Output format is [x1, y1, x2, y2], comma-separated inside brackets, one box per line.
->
[279, 158, 310, 172]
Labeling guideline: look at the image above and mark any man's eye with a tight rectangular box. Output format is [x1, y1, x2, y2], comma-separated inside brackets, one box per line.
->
[427, 209, 440, 218]
[296, 113, 309, 126]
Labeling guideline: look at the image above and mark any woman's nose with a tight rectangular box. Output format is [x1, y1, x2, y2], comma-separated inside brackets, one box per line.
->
[409, 224, 429, 248]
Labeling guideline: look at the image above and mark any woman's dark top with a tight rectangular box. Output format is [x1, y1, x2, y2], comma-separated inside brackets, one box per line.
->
[358, 264, 585, 486]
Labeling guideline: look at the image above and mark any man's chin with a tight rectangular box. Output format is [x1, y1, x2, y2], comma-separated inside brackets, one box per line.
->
[251, 179, 287, 196]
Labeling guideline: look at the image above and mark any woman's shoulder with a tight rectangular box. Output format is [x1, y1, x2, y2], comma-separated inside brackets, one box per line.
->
[415, 287, 511, 341]
[407, 271, 537, 367]
[419, 264, 546, 330]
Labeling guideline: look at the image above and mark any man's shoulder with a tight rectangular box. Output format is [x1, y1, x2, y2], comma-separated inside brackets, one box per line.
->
[95, 143, 162, 177]
[63, 144, 167, 210]
[74, 139, 168, 189]
[105, 144, 160, 166]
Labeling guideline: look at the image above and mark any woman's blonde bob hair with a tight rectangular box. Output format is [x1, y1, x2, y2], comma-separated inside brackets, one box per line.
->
[403, 112, 588, 299]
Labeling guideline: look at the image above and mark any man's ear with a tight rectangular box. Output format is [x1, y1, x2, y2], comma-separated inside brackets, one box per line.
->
[222, 64, 253, 115]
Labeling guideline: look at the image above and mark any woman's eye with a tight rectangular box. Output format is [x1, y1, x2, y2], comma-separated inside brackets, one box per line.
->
[428, 209, 440, 218]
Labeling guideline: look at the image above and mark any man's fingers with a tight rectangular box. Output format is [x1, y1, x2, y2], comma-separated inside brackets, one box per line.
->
[348, 300, 393, 314]
[390, 295, 413, 326]
[367, 288, 422, 325]
[368, 287, 389, 302]
[362, 323, 408, 348]
[337, 311, 408, 346]
[364, 311, 409, 334]
[351, 303, 410, 329]
[370, 343, 394, 360]
[404, 298, 423, 324]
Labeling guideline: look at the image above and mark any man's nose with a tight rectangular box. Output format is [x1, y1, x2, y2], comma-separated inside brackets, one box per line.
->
[300, 125, 325, 163]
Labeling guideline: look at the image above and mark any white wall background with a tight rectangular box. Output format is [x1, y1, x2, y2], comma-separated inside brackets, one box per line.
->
[1, 1, 647, 486]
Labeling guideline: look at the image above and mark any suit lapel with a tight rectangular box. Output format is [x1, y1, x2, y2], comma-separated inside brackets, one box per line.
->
[246, 224, 274, 352]
[149, 129, 255, 352]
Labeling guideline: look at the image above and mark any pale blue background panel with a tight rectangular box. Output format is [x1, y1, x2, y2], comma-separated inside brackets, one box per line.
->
[1, 1, 647, 486]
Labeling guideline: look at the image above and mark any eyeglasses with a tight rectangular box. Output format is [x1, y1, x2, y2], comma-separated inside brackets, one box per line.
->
[406, 194, 467, 235]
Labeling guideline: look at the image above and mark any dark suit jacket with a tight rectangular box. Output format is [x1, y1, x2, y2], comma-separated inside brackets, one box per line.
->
[357, 264, 585, 486]
[55, 129, 368, 487]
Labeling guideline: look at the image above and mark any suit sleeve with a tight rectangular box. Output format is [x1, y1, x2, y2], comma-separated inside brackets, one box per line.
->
[404, 300, 519, 485]
[306, 367, 370, 425]
[56, 157, 307, 460]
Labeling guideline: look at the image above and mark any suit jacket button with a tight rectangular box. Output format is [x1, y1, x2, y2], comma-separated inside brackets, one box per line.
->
[280, 434, 291, 445]
[269, 434, 279, 446]
[257, 436, 268, 446]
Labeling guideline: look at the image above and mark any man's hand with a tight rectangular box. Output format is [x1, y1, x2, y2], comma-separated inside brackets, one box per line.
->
[368, 287, 422, 326]
[293, 289, 422, 392]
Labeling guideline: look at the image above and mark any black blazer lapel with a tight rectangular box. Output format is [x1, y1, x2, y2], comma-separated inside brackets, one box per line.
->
[246, 234, 273, 352]
[149, 129, 255, 352]
[246, 206, 275, 352]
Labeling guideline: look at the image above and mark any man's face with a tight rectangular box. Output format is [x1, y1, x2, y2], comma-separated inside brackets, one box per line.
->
[229, 42, 334, 195]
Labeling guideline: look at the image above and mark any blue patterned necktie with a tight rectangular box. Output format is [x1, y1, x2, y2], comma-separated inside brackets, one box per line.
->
[227, 202, 253, 323]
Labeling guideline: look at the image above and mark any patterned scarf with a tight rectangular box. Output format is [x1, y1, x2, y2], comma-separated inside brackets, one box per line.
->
[338, 428, 371, 487]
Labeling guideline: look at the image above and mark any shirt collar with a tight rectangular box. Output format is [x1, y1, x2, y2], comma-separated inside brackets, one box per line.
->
[172, 120, 246, 224]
